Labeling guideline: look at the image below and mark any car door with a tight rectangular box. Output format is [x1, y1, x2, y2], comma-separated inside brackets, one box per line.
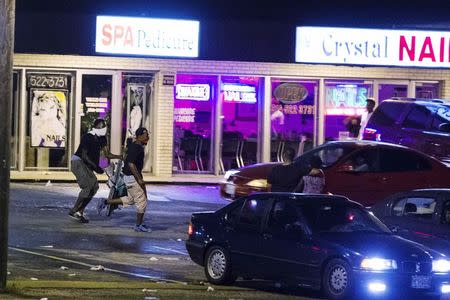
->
[426, 107, 450, 161]
[258, 197, 323, 288]
[377, 148, 433, 198]
[398, 104, 433, 153]
[434, 198, 450, 242]
[327, 148, 381, 206]
[381, 195, 445, 250]
[222, 195, 271, 277]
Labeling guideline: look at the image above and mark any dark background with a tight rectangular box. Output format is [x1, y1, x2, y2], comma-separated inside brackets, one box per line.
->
[14, 0, 450, 63]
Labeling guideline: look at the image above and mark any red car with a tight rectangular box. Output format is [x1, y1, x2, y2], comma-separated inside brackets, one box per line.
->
[220, 141, 450, 206]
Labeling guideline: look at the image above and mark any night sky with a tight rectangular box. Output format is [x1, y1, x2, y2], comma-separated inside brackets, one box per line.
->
[14, 0, 450, 63]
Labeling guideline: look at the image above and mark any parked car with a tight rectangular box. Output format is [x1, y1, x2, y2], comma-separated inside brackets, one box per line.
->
[363, 97, 450, 163]
[220, 141, 450, 206]
[186, 193, 450, 299]
[371, 189, 450, 255]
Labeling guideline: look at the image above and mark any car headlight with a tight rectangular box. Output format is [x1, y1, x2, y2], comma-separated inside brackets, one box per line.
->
[432, 259, 450, 273]
[224, 170, 239, 181]
[360, 258, 398, 271]
[247, 179, 268, 188]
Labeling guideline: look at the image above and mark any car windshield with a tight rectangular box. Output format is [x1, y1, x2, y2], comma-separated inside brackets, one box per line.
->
[304, 203, 391, 234]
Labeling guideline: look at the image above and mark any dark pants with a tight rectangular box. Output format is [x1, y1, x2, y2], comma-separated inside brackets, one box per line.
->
[70, 159, 99, 213]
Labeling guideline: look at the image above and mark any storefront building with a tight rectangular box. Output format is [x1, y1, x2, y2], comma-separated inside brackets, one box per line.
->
[10, 19, 450, 180]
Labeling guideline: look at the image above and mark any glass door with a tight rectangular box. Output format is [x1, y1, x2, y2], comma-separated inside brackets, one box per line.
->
[79, 74, 113, 168]
[270, 78, 318, 161]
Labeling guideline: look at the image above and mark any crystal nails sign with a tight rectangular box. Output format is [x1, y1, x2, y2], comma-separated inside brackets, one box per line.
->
[296, 26, 450, 68]
[96, 16, 199, 57]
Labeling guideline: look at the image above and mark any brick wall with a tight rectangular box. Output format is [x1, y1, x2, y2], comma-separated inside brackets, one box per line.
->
[14, 54, 450, 176]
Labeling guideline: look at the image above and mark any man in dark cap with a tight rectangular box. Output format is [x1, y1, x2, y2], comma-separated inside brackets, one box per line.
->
[97, 127, 151, 232]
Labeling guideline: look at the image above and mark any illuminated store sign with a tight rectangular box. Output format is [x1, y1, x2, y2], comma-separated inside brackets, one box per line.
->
[296, 26, 450, 68]
[174, 107, 196, 123]
[325, 85, 368, 115]
[223, 84, 257, 103]
[96, 16, 199, 57]
[175, 84, 210, 101]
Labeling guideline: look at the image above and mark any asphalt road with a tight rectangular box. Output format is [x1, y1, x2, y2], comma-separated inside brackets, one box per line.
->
[6, 182, 322, 299]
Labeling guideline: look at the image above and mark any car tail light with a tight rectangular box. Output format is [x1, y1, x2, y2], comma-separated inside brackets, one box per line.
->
[363, 128, 381, 141]
[188, 222, 194, 236]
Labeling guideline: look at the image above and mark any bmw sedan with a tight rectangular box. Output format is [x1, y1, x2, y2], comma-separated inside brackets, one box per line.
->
[220, 141, 450, 206]
[371, 189, 450, 256]
[186, 193, 450, 299]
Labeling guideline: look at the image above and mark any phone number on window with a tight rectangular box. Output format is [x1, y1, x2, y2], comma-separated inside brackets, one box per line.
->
[27, 75, 68, 89]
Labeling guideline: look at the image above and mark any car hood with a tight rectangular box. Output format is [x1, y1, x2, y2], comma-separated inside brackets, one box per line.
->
[234, 162, 281, 180]
[319, 232, 446, 260]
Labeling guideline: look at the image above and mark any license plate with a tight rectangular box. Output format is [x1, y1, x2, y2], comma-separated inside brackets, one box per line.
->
[411, 275, 431, 289]
[225, 184, 235, 196]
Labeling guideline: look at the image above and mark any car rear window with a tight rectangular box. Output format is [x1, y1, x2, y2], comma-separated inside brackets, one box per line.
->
[369, 102, 405, 126]
[379, 149, 431, 172]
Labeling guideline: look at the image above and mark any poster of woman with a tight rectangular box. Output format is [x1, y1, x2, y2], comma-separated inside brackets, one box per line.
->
[127, 84, 146, 137]
[30, 89, 67, 148]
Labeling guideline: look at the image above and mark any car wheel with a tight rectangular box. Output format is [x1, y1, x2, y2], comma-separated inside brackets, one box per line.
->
[204, 245, 236, 285]
[322, 258, 354, 300]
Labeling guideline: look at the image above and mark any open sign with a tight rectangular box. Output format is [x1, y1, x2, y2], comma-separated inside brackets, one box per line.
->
[274, 82, 308, 104]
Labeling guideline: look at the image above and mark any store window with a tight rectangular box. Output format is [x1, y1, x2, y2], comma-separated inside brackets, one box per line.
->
[416, 82, 440, 99]
[173, 74, 216, 173]
[11, 72, 19, 170]
[270, 79, 317, 162]
[220, 76, 262, 171]
[378, 83, 407, 101]
[80, 74, 113, 168]
[324, 80, 373, 141]
[25, 72, 72, 170]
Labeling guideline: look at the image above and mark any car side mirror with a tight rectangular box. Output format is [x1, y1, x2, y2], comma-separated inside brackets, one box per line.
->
[389, 225, 399, 233]
[438, 123, 450, 133]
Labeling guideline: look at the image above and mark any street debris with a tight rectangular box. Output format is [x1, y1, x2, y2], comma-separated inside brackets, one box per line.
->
[45, 180, 52, 187]
[40, 298, 48, 300]
[176, 239, 182, 242]
[144, 297, 159, 300]
[30, 277, 38, 281]
[68, 273, 76, 277]
[90, 265, 105, 271]
[161, 257, 179, 261]
[60, 266, 69, 270]
[142, 289, 157, 293]
[207, 286, 215, 292]
[149, 257, 159, 261]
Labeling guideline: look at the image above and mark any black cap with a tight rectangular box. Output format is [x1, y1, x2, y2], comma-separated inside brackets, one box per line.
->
[135, 127, 148, 137]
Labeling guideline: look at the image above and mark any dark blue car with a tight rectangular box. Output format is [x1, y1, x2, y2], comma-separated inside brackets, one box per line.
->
[186, 193, 450, 299]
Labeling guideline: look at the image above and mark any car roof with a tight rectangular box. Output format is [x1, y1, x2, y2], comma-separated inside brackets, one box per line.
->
[384, 97, 450, 106]
[320, 140, 412, 150]
[251, 192, 355, 204]
[412, 188, 450, 193]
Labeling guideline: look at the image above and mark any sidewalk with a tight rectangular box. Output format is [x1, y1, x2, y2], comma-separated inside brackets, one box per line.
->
[1, 280, 253, 300]
[11, 171, 223, 185]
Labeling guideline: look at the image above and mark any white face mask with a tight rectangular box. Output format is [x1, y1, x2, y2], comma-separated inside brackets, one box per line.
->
[94, 127, 107, 136]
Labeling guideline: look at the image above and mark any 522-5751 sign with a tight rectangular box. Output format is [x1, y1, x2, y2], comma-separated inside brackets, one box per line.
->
[27, 74, 69, 89]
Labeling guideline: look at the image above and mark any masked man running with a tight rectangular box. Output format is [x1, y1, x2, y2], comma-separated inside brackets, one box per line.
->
[69, 118, 121, 223]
